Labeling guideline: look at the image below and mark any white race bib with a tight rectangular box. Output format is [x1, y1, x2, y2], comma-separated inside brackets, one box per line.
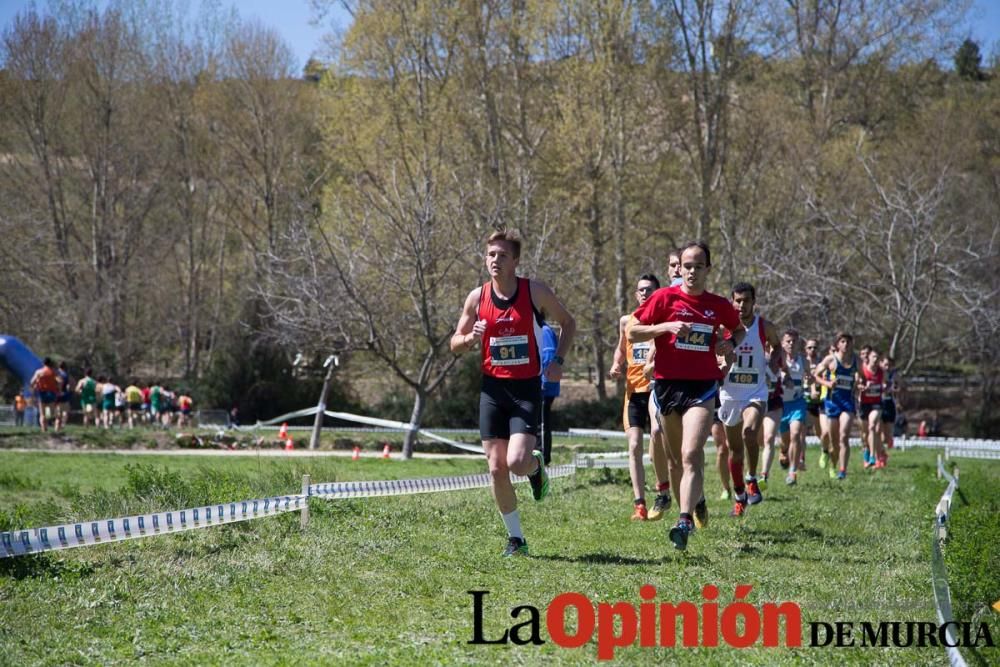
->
[489, 335, 530, 366]
[674, 323, 714, 352]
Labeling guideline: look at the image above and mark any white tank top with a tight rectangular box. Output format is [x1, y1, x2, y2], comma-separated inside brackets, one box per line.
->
[781, 354, 806, 403]
[721, 315, 768, 402]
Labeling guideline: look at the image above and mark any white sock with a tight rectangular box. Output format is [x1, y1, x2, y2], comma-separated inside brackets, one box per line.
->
[501, 510, 523, 539]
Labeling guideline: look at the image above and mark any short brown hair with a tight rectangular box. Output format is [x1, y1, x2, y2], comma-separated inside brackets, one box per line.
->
[486, 229, 522, 259]
[835, 331, 853, 343]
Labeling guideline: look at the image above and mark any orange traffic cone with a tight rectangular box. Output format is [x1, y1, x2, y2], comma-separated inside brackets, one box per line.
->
[382, 443, 391, 459]
[279, 423, 288, 440]
[352, 445, 361, 461]
[285, 437, 294, 452]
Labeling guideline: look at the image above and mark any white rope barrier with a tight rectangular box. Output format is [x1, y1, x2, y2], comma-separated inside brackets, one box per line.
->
[931, 455, 967, 667]
[1, 494, 306, 559]
[1, 464, 579, 559]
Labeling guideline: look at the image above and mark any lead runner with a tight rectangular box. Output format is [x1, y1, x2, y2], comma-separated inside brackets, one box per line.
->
[451, 229, 576, 557]
[628, 241, 746, 551]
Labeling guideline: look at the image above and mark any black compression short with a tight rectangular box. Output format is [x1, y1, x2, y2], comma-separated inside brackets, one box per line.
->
[480, 375, 542, 440]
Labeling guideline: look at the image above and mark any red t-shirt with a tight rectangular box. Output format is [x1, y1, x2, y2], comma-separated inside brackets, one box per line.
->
[633, 285, 741, 381]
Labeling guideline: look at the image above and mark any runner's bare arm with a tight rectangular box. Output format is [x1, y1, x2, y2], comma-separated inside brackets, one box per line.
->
[628, 320, 686, 342]
[763, 320, 787, 376]
[643, 345, 656, 380]
[812, 355, 835, 388]
[716, 323, 747, 357]
[450, 287, 484, 353]
[610, 315, 629, 379]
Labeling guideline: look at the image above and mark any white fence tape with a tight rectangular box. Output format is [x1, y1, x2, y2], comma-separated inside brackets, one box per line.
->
[309, 465, 576, 500]
[1, 463, 580, 559]
[1, 494, 306, 559]
[930, 456, 967, 667]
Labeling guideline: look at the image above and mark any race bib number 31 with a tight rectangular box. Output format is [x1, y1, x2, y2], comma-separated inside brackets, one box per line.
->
[490, 335, 530, 366]
[674, 323, 714, 352]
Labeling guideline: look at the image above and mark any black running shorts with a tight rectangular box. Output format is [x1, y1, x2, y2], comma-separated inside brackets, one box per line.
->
[880, 398, 896, 424]
[624, 391, 651, 431]
[480, 375, 542, 440]
[653, 379, 718, 417]
[806, 402, 820, 418]
[859, 402, 881, 420]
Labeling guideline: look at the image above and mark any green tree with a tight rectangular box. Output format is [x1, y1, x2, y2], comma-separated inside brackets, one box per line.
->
[954, 38, 984, 81]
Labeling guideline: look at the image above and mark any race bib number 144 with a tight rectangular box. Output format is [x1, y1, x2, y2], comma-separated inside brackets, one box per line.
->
[674, 323, 714, 352]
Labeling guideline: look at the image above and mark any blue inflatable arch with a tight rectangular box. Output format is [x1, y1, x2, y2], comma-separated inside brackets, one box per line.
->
[0, 336, 43, 426]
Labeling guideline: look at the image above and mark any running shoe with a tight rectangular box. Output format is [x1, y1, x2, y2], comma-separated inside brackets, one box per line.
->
[759, 474, 768, 491]
[819, 450, 829, 469]
[874, 458, 885, 470]
[528, 450, 549, 501]
[668, 519, 693, 551]
[779, 454, 790, 470]
[798, 458, 807, 472]
[502, 536, 528, 557]
[828, 466, 837, 480]
[647, 493, 671, 521]
[729, 500, 747, 517]
[745, 479, 763, 505]
[836, 469, 847, 481]
[719, 489, 732, 501]
[694, 497, 709, 529]
[785, 472, 797, 486]
[631, 503, 648, 521]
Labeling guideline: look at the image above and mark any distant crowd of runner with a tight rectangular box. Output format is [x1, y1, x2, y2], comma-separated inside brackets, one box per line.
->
[11, 357, 193, 432]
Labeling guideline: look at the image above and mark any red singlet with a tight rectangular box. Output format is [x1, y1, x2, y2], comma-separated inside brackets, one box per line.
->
[478, 278, 543, 380]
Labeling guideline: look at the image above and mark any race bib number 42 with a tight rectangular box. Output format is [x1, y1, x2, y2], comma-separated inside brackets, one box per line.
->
[490, 335, 530, 366]
[674, 323, 714, 352]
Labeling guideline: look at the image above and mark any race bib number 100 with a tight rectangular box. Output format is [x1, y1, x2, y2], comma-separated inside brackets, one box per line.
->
[674, 323, 714, 352]
[490, 335, 530, 366]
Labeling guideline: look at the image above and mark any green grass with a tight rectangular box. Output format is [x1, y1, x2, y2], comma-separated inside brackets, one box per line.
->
[937, 459, 1000, 667]
[0, 445, 996, 665]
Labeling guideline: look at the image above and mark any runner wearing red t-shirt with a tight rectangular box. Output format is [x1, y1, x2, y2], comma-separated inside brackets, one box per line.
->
[628, 241, 746, 551]
[451, 230, 576, 558]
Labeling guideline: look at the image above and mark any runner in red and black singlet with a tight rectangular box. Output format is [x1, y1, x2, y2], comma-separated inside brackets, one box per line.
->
[628, 241, 747, 551]
[859, 349, 886, 469]
[29, 357, 61, 432]
[451, 230, 576, 558]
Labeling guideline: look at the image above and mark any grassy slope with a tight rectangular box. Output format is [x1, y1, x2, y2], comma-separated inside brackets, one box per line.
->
[0, 446, 995, 666]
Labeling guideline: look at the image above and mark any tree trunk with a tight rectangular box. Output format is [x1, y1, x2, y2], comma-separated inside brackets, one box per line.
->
[588, 176, 608, 400]
[403, 387, 426, 460]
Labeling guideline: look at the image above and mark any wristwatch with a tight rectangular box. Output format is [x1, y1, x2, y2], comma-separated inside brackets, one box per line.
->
[553, 355, 564, 366]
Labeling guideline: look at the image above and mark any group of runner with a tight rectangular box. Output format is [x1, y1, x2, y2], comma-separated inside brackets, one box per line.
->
[453, 231, 902, 556]
[615, 247, 902, 549]
[24, 358, 194, 432]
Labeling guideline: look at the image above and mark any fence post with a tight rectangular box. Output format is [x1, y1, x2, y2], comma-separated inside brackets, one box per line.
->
[936, 454, 941, 479]
[301, 474, 310, 530]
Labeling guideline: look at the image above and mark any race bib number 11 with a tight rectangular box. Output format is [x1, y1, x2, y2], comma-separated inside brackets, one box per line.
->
[674, 323, 714, 352]
[490, 335, 530, 366]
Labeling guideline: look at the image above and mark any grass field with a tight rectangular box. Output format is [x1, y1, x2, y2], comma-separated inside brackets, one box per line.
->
[1, 439, 997, 665]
